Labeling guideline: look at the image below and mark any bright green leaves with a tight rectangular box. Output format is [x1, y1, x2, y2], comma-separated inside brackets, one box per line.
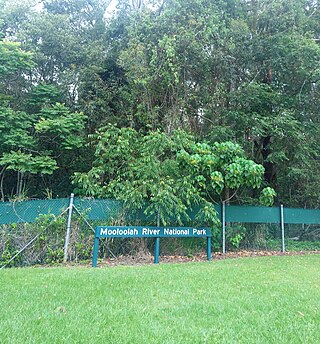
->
[74, 124, 140, 197]
[0, 103, 87, 169]
[74, 125, 273, 227]
[0, 100, 87, 197]
[195, 202, 219, 226]
[259, 187, 277, 206]
[0, 39, 35, 104]
[27, 84, 64, 113]
[35, 103, 87, 150]
[210, 172, 224, 194]
[144, 177, 189, 226]
[211, 142, 245, 167]
[29, 155, 58, 174]
[90, 124, 139, 179]
[225, 163, 243, 189]
[225, 159, 264, 189]
[158, 34, 179, 85]
[73, 167, 105, 197]
[0, 107, 35, 150]
[177, 141, 265, 198]
[74, 125, 197, 225]
[0, 40, 34, 77]
[0, 151, 34, 173]
[0, 151, 57, 174]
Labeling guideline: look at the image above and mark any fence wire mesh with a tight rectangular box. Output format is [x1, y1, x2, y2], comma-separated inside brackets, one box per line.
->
[0, 215, 66, 267]
[284, 224, 320, 251]
[225, 222, 282, 252]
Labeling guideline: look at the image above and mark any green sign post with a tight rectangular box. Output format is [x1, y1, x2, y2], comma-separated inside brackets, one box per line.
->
[92, 226, 212, 267]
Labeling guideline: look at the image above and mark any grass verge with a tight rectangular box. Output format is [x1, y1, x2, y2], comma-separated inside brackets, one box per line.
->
[0, 255, 319, 343]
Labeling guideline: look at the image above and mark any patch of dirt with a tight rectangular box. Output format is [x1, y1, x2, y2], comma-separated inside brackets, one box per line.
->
[94, 250, 320, 268]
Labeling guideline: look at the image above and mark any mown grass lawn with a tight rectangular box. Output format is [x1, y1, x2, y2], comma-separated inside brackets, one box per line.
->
[0, 255, 319, 343]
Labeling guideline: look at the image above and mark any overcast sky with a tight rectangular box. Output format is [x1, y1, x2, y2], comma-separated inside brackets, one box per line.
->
[34, 0, 118, 16]
[107, 0, 118, 11]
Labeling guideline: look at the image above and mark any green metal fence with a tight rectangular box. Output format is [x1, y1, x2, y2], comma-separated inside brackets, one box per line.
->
[0, 196, 319, 268]
[1, 198, 319, 225]
[0, 198, 123, 225]
[0, 198, 69, 224]
[218, 205, 319, 225]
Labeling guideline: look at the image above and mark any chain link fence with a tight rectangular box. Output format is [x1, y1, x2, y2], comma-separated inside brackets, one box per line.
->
[0, 215, 67, 267]
[1, 197, 319, 268]
[284, 223, 320, 251]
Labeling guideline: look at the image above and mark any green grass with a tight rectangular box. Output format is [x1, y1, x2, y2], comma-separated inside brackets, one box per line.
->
[0, 255, 319, 343]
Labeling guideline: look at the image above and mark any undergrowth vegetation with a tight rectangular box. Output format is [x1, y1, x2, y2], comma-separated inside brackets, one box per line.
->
[1, 218, 319, 268]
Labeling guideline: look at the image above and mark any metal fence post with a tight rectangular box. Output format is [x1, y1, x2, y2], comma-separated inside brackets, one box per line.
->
[154, 238, 160, 264]
[207, 236, 212, 261]
[280, 204, 285, 253]
[222, 201, 226, 254]
[154, 208, 160, 264]
[64, 193, 75, 262]
[92, 231, 99, 268]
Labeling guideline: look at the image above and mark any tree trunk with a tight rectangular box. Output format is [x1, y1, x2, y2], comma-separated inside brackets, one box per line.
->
[0, 166, 6, 201]
[17, 171, 25, 198]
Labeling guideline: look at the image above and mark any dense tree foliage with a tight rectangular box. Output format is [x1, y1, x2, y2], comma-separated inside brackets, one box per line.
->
[0, 0, 319, 209]
[73, 125, 275, 224]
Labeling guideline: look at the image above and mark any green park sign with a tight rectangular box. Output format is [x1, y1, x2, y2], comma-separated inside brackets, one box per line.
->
[92, 226, 212, 267]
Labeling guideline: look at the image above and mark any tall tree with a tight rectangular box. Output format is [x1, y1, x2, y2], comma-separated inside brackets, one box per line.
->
[73, 125, 275, 225]
[0, 0, 319, 207]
